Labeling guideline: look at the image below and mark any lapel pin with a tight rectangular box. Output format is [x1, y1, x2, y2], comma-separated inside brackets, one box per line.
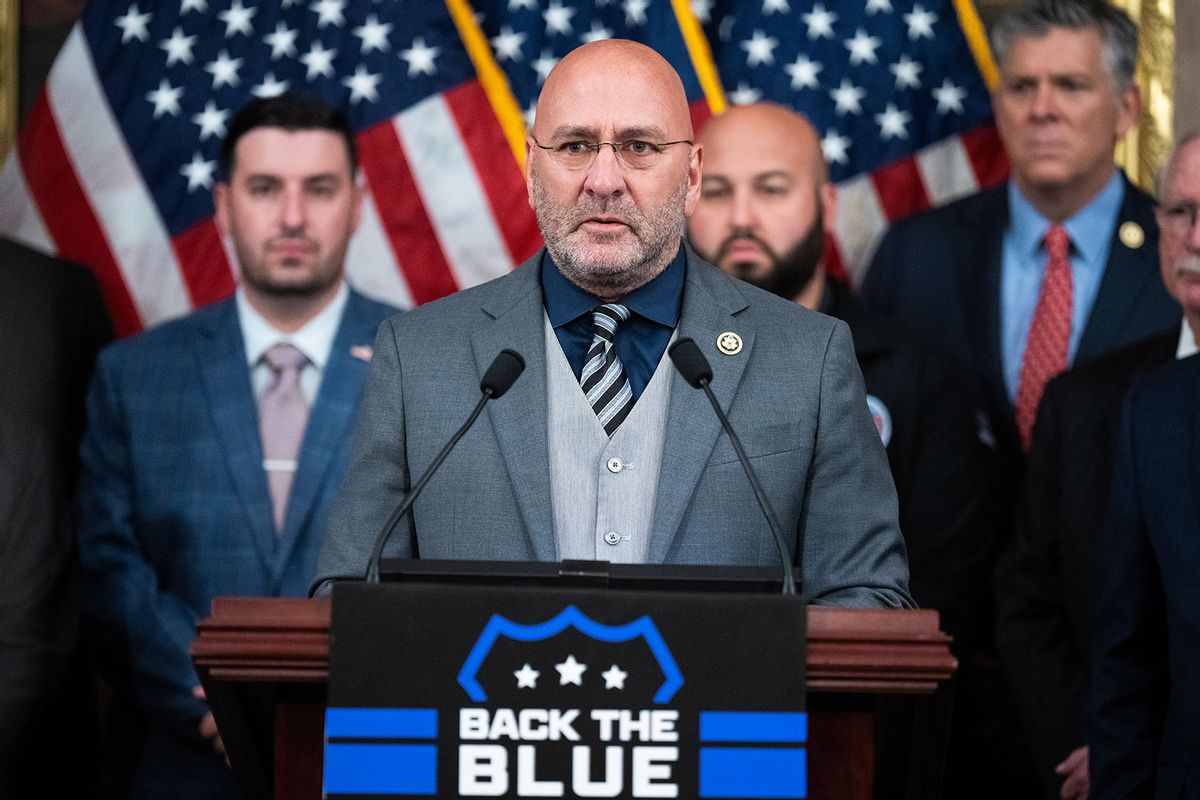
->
[1119, 221, 1144, 249]
[350, 345, 374, 362]
[716, 331, 743, 356]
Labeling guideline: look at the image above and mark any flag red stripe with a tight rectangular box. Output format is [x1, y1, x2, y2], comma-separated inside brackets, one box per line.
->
[172, 219, 236, 309]
[18, 94, 143, 336]
[688, 100, 713, 138]
[357, 120, 460, 305]
[871, 156, 932, 221]
[444, 81, 541, 266]
[962, 124, 1010, 189]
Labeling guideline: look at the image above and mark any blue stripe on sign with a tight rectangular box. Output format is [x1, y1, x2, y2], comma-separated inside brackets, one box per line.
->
[699, 747, 807, 798]
[323, 743, 437, 795]
[699, 712, 808, 743]
[325, 708, 438, 739]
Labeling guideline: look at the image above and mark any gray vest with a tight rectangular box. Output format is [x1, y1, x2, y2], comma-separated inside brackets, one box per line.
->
[545, 316, 673, 562]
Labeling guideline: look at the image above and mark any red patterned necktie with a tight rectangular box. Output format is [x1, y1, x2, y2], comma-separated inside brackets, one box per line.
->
[1015, 224, 1073, 452]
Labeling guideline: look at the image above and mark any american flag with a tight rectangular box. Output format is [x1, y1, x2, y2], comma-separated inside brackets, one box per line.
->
[0, 0, 1005, 337]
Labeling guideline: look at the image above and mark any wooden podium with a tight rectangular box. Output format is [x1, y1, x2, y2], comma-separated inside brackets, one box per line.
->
[193, 598, 955, 800]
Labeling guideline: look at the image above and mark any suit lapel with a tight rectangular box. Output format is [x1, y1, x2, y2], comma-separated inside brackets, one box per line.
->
[471, 257, 556, 560]
[1077, 178, 1160, 362]
[196, 301, 275, 573]
[272, 291, 377, 586]
[957, 190, 1018, 452]
[648, 253, 752, 562]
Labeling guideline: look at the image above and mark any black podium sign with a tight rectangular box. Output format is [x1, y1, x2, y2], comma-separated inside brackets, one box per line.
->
[326, 581, 807, 799]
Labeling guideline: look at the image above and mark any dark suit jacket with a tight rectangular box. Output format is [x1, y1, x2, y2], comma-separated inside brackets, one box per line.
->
[862, 176, 1180, 485]
[995, 330, 1178, 798]
[825, 280, 995, 652]
[0, 240, 111, 794]
[1091, 353, 1200, 800]
[75, 289, 395, 799]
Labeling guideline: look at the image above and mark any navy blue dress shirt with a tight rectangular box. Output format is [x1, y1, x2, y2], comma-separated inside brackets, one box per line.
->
[542, 246, 685, 400]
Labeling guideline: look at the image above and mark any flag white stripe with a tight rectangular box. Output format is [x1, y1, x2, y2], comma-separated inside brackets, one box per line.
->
[395, 95, 513, 291]
[917, 136, 980, 207]
[49, 27, 191, 327]
[346, 188, 416, 310]
[833, 173, 889, 289]
[0, 152, 55, 253]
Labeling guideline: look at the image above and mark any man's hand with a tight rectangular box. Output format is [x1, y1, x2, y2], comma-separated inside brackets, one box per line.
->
[193, 685, 226, 758]
[1055, 745, 1089, 800]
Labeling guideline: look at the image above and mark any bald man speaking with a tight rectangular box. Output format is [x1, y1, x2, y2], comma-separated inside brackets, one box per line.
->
[313, 41, 912, 608]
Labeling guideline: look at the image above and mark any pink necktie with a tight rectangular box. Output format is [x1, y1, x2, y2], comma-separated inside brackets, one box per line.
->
[1015, 224, 1073, 453]
[258, 343, 310, 532]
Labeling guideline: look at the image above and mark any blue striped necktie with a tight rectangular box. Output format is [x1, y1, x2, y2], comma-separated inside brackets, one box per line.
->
[580, 303, 635, 436]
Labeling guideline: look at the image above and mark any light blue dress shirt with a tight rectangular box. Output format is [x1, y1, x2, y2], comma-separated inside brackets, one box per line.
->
[1001, 172, 1124, 402]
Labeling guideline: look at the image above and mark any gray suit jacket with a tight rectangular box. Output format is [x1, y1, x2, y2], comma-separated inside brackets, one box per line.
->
[314, 249, 912, 607]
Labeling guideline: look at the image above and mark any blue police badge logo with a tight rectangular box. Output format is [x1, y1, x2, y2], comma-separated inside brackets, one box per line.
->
[866, 394, 892, 447]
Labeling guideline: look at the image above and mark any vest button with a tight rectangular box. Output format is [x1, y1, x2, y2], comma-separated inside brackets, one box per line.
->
[603, 531, 621, 546]
[606, 457, 623, 473]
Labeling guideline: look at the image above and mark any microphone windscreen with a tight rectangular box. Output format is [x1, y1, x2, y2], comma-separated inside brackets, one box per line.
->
[669, 338, 714, 387]
[481, 349, 525, 398]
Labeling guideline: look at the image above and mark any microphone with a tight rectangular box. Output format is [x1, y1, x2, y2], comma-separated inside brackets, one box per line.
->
[668, 338, 797, 595]
[365, 349, 525, 583]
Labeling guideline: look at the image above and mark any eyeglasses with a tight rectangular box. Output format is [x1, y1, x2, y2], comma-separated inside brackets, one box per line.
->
[530, 136, 693, 171]
[1155, 201, 1199, 236]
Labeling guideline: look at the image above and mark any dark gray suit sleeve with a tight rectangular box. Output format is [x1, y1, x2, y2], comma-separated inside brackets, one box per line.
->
[312, 318, 413, 595]
[802, 320, 913, 608]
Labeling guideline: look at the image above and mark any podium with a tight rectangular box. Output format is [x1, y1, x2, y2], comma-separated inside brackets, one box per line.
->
[194, 597, 954, 800]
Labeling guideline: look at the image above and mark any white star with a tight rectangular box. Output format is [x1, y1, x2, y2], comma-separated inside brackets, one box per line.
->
[180, 0, 206, 14]
[251, 72, 290, 97]
[844, 28, 882, 65]
[159, 26, 196, 66]
[509, 0, 536, 9]
[875, 102, 912, 139]
[400, 37, 440, 77]
[204, 50, 243, 88]
[354, 15, 392, 53]
[932, 78, 967, 114]
[218, 0, 256, 38]
[801, 4, 837, 40]
[311, 0, 347, 29]
[491, 25, 527, 62]
[543, 1, 575, 36]
[763, 0, 789, 13]
[115, 5, 152, 44]
[623, 0, 650, 26]
[300, 41, 337, 80]
[145, 78, 183, 118]
[865, 0, 892, 13]
[514, 663, 540, 689]
[343, 64, 381, 103]
[784, 53, 822, 90]
[741, 30, 779, 67]
[580, 20, 613, 43]
[691, 0, 714, 23]
[904, 4, 938, 40]
[830, 78, 866, 115]
[889, 54, 923, 89]
[821, 130, 851, 165]
[523, 101, 537, 129]
[264, 22, 299, 59]
[728, 82, 763, 105]
[192, 101, 230, 141]
[533, 49, 558, 84]
[180, 152, 216, 192]
[601, 664, 628, 690]
[555, 655, 586, 686]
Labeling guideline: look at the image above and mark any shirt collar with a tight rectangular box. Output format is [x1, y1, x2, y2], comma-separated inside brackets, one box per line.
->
[1177, 319, 1198, 359]
[541, 245, 685, 329]
[236, 281, 349, 369]
[1007, 171, 1125, 266]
